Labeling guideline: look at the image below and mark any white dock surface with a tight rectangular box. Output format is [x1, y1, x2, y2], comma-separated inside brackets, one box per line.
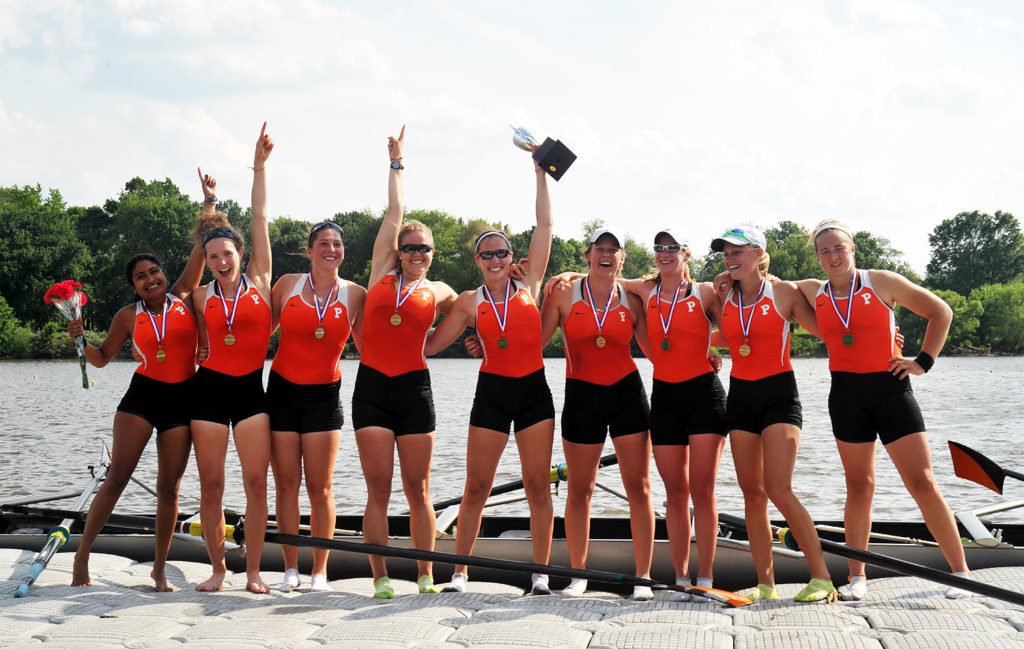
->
[3, 549, 1024, 648]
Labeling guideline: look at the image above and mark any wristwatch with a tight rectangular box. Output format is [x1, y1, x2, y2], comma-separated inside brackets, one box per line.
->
[390, 160, 404, 170]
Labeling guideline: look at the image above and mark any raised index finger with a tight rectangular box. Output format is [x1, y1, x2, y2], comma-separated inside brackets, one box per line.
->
[259, 121, 267, 140]
[197, 166, 204, 183]
[398, 124, 405, 141]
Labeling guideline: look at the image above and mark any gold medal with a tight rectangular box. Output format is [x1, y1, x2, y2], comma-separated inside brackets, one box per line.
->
[498, 337, 509, 349]
[156, 349, 167, 362]
[315, 326, 326, 339]
[661, 339, 670, 351]
[390, 313, 402, 326]
[595, 335, 607, 349]
[224, 332, 236, 346]
[842, 333, 854, 346]
[738, 342, 751, 357]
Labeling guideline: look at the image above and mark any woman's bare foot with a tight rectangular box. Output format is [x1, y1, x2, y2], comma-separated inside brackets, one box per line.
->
[151, 567, 175, 592]
[71, 556, 91, 586]
[196, 571, 226, 592]
[246, 573, 269, 594]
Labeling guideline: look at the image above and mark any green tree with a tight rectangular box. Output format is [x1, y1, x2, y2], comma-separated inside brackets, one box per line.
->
[622, 236, 654, 280]
[269, 216, 315, 282]
[0, 185, 91, 327]
[895, 289, 982, 354]
[926, 210, 1024, 295]
[764, 221, 821, 280]
[969, 281, 1024, 352]
[335, 210, 380, 286]
[852, 232, 919, 282]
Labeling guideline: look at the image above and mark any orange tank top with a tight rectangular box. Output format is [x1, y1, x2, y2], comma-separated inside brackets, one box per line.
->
[201, 275, 272, 376]
[646, 283, 714, 383]
[360, 271, 436, 377]
[271, 275, 353, 384]
[475, 279, 544, 378]
[563, 278, 637, 385]
[721, 281, 793, 380]
[133, 295, 197, 383]
[815, 270, 897, 373]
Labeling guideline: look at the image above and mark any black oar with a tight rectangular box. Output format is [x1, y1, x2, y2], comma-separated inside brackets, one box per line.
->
[14, 450, 109, 597]
[718, 512, 1024, 606]
[429, 453, 618, 512]
[949, 441, 1024, 495]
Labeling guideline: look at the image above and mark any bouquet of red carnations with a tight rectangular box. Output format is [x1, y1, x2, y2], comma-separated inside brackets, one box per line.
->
[43, 280, 90, 389]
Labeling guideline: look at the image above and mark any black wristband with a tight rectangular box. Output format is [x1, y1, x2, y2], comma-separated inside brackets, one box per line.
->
[914, 351, 935, 373]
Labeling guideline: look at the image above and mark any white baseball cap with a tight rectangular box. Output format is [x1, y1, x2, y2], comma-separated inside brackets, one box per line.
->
[711, 226, 767, 252]
[589, 228, 625, 247]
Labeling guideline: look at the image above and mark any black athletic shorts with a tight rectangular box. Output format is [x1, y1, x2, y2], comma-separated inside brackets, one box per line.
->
[190, 366, 268, 428]
[650, 372, 728, 445]
[561, 371, 650, 444]
[829, 371, 925, 445]
[117, 372, 193, 433]
[469, 368, 555, 434]
[725, 371, 802, 434]
[351, 364, 435, 436]
[267, 370, 343, 434]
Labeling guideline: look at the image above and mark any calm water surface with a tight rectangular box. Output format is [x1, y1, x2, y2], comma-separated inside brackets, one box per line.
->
[1, 357, 1022, 522]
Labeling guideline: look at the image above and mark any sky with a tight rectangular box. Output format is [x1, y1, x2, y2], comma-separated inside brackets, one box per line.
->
[1, 1, 1021, 274]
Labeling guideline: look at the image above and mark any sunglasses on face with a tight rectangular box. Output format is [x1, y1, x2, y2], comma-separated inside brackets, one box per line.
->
[653, 244, 685, 253]
[399, 244, 434, 254]
[478, 249, 511, 260]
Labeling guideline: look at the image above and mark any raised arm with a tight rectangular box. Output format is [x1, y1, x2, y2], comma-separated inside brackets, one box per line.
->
[369, 125, 405, 286]
[523, 163, 553, 298]
[247, 123, 274, 294]
[171, 167, 218, 303]
[873, 270, 952, 378]
[424, 291, 475, 356]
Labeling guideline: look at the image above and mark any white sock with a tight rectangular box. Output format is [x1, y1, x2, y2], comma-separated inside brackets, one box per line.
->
[841, 575, 867, 601]
[278, 568, 300, 593]
[444, 572, 468, 593]
[561, 578, 588, 596]
[309, 573, 332, 592]
[669, 577, 692, 602]
[632, 584, 654, 601]
[531, 573, 551, 595]
[946, 571, 974, 599]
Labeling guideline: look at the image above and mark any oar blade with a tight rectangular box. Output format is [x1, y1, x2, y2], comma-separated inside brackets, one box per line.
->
[677, 585, 752, 608]
[949, 441, 1005, 494]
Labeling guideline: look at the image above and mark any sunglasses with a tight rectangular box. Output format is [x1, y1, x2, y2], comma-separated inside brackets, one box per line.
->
[653, 244, 685, 253]
[311, 221, 344, 237]
[202, 227, 238, 245]
[399, 244, 434, 254]
[478, 249, 510, 260]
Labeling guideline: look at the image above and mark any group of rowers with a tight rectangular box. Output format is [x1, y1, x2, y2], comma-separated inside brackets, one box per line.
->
[66, 122, 973, 603]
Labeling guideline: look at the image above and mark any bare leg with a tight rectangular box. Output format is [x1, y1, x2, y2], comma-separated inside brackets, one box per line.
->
[270, 430, 302, 573]
[613, 431, 654, 578]
[72, 412, 153, 586]
[355, 426, 396, 580]
[762, 423, 830, 581]
[654, 443, 691, 580]
[561, 440, 603, 569]
[233, 413, 272, 593]
[886, 432, 969, 573]
[836, 439, 876, 578]
[301, 429, 341, 576]
[453, 426, 509, 573]
[689, 433, 726, 581]
[192, 419, 229, 591]
[730, 430, 773, 586]
[151, 425, 191, 591]
[515, 419, 555, 566]
[396, 432, 437, 579]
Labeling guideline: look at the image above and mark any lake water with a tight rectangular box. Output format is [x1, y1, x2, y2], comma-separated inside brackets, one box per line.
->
[1, 357, 1022, 523]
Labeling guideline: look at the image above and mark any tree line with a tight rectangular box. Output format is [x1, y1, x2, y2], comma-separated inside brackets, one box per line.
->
[2, 177, 1022, 358]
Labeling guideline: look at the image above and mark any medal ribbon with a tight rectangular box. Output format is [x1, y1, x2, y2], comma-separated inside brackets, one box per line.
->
[394, 273, 424, 314]
[826, 270, 856, 331]
[308, 274, 340, 325]
[656, 281, 685, 339]
[482, 279, 512, 335]
[146, 295, 171, 347]
[214, 276, 245, 333]
[584, 277, 615, 334]
[737, 278, 766, 342]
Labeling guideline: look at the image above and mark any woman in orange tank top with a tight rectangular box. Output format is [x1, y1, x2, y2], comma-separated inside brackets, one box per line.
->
[423, 159, 555, 595]
[189, 123, 275, 594]
[540, 229, 656, 600]
[796, 220, 970, 601]
[351, 126, 458, 598]
[712, 226, 836, 603]
[64, 169, 208, 590]
[268, 221, 366, 592]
